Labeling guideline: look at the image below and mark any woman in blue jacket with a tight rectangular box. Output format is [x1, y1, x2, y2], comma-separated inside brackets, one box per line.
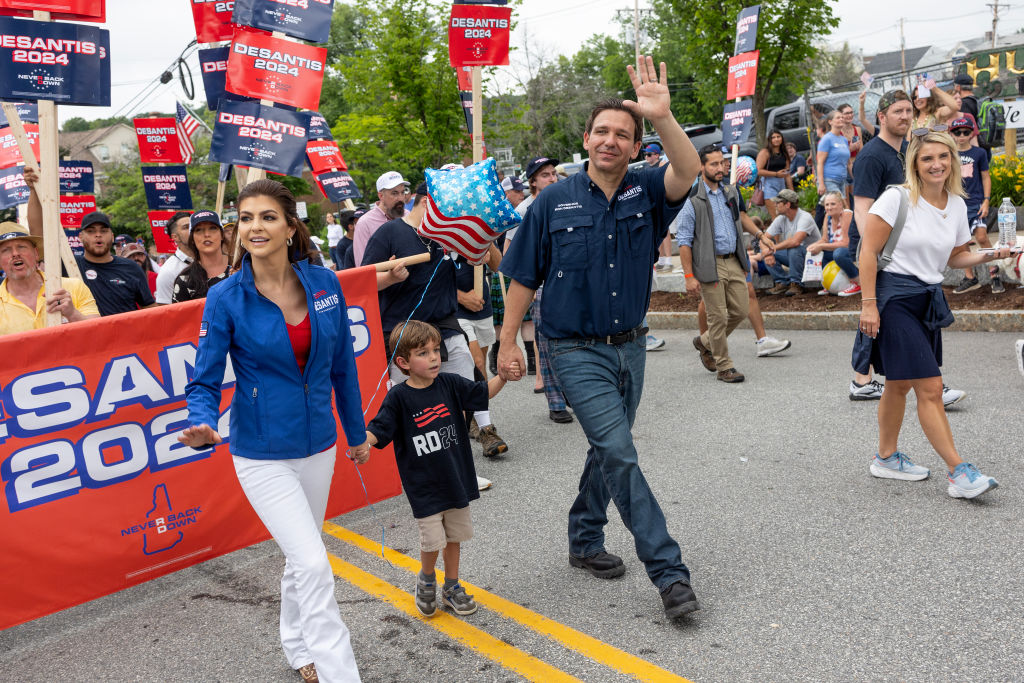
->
[180, 179, 369, 683]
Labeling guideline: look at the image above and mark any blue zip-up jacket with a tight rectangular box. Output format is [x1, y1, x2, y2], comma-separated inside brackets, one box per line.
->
[186, 254, 367, 459]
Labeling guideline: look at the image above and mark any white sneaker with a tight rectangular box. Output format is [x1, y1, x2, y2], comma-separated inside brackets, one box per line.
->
[672, 266, 685, 274]
[645, 334, 666, 351]
[947, 463, 998, 499]
[755, 336, 791, 357]
[1016, 339, 1024, 378]
[870, 452, 930, 481]
[941, 385, 965, 408]
[849, 379, 884, 400]
[476, 475, 492, 491]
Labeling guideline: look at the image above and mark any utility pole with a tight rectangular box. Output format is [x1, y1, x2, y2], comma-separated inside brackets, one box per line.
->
[633, 0, 641, 66]
[987, 2, 1010, 48]
[899, 18, 908, 92]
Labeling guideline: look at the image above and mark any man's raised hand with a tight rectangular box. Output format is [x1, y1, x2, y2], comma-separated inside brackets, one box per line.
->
[624, 55, 672, 123]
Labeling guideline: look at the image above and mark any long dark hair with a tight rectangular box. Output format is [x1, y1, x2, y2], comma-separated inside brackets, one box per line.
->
[178, 220, 226, 299]
[763, 128, 790, 164]
[237, 179, 319, 265]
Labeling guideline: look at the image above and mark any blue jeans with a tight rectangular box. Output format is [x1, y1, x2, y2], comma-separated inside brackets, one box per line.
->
[823, 247, 859, 279]
[548, 336, 689, 591]
[765, 245, 807, 284]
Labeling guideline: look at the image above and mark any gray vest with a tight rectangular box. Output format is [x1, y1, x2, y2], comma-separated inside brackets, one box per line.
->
[689, 182, 749, 283]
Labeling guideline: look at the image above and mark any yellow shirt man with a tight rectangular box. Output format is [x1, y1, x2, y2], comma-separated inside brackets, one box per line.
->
[0, 273, 99, 335]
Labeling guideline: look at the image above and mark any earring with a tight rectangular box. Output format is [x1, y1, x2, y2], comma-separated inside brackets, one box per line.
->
[287, 236, 293, 246]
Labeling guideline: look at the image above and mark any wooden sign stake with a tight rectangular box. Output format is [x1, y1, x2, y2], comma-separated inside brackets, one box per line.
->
[471, 65, 484, 297]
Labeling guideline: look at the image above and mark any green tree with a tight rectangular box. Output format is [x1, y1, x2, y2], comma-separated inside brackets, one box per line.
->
[813, 42, 862, 92]
[649, 0, 838, 145]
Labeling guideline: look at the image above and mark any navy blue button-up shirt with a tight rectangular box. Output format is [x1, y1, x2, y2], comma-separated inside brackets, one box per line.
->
[502, 163, 683, 339]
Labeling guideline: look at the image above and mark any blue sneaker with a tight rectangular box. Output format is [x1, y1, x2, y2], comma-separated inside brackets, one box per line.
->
[947, 463, 999, 499]
[869, 451, 930, 481]
[645, 334, 666, 351]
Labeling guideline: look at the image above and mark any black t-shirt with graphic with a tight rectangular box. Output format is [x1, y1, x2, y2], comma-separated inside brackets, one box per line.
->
[367, 373, 487, 518]
[76, 256, 154, 316]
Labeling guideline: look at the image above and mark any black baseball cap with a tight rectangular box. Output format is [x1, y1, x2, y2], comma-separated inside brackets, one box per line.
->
[954, 74, 974, 87]
[80, 211, 111, 230]
[525, 156, 559, 180]
[415, 181, 429, 196]
[189, 210, 222, 232]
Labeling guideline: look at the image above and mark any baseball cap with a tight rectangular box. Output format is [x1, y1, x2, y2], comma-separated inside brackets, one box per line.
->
[114, 233, 131, 244]
[414, 181, 430, 197]
[949, 117, 973, 131]
[525, 157, 559, 180]
[500, 176, 525, 192]
[189, 210, 222, 232]
[954, 74, 974, 87]
[877, 89, 910, 112]
[80, 211, 111, 230]
[643, 143, 662, 155]
[775, 189, 800, 205]
[0, 221, 43, 257]
[376, 171, 409, 192]
[120, 242, 146, 258]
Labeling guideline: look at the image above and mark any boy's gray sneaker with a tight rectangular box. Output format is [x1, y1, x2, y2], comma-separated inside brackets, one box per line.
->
[870, 451, 930, 481]
[953, 277, 980, 294]
[991, 276, 1005, 294]
[441, 582, 477, 616]
[415, 576, 437, 617]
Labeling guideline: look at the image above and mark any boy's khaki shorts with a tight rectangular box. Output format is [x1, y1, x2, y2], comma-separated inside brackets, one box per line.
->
[417, 506, 473, 553]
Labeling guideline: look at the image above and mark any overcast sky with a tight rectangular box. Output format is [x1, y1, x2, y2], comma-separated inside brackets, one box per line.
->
[54, 0, 1024, 125]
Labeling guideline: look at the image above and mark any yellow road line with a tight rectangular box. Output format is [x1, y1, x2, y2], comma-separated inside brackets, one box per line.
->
[326, 553, 580, 683]
[324, 522, 692, 683]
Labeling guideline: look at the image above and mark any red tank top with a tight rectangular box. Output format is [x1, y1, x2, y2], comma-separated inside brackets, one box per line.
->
[286, 314, 311, 374]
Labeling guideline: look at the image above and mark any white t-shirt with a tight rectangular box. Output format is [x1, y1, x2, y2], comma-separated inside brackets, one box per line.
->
[326, 222, 343, 247]
[767, 208, 820, 248]
[154, 249, 192, 304]
[505, 193, 536, 244]
[868, 187, 971, 284]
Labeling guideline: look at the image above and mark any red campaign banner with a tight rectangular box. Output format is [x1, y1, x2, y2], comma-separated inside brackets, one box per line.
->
[225, 28, 326, 111]
[455, 66, 472, 91]
[305, 139, 346, 174]
[134, 118, 184, 164]
[727, 50, 759, 100]
[0, 266, 400, 630]
[0, 123, 39, 168]
[148, 210, 185, 254]
[59, 193, 96, 228]
[448, 4, 511, 67]
[190, 0, 236, 44]
[0, 0, 105, 21]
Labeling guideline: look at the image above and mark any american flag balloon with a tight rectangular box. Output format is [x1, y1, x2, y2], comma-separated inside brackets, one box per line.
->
[420, 158, 521, 264]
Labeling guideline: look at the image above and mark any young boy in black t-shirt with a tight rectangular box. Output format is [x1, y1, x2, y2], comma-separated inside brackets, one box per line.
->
[365, 320, 509, 617]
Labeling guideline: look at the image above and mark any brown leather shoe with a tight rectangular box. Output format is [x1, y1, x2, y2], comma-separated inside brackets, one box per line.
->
[767, 282, 788, 295]
[478, 424, 508, 458]
[717, 368, 745, 383]
[785, 282, 804, 297]
[297, 663, 319, 682]
[692, 336, 716, 372]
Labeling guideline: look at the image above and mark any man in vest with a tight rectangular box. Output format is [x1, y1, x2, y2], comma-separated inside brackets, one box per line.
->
[676, 144, 775, 383]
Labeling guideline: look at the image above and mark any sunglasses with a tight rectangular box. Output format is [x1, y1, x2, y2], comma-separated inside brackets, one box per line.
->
[911, 124, 948, 137]
[951, 129, 973, 137]
[645, 152, 660, 156]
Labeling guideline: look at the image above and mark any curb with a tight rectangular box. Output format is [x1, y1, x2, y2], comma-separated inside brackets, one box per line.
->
[648, 310, 1024, 332]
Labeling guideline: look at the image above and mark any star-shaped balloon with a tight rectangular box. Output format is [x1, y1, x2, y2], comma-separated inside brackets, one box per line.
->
[420, 158, 521, 265]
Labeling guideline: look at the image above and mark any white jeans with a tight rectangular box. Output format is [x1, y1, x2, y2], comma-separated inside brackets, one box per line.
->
[232, 448, 360, 683]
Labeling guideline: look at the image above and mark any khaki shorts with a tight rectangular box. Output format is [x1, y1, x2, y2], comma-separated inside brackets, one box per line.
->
[458, 316, 496, 349]
[416, 506, 473, 553]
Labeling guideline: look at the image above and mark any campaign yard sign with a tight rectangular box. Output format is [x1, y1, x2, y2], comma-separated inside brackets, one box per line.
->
[0, 122, 39, 168]
[0, 101, 37, 126]
[142, 166, 192, 211]
[305, 139, 345, 174]
[307, 111, 332, 141]
[0, 0, 105, 22]
[0, 164, 29, 209]
[58, 160, 93, 193]
[225, 28, 326, 111]
[734, 5, 760, 55]
[190, 0, 236, 44]
[147, 210, 183, 254]
[134, 118, 184, 164]
[198, 45, 230, 111]
[727, 51, 759, 100]
[59, 193, 96, 228]
[210, 99, 311, 177]
[232, 0, 334, 44]
[315, 170, 360, 203]
[0, 16, 110, 106]
[721, 100, 754, 146]
[448, 4, 511, 67]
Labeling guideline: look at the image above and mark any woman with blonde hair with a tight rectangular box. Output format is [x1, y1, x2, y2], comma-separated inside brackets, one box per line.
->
[807, 191, 859, 296]
[855, 129, 1009, 499]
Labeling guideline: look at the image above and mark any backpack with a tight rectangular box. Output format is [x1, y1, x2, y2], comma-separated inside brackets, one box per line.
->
[977, 98, 1006, 147]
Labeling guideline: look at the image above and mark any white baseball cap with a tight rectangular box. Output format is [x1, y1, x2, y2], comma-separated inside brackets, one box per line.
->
[376, 171, 410, 192]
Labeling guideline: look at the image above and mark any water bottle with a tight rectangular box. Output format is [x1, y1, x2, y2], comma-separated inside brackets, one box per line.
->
[997, 198, 1017, 248]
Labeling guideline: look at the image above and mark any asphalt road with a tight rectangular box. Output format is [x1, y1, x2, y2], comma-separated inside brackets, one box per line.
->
[3, 329, 1023, 682]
